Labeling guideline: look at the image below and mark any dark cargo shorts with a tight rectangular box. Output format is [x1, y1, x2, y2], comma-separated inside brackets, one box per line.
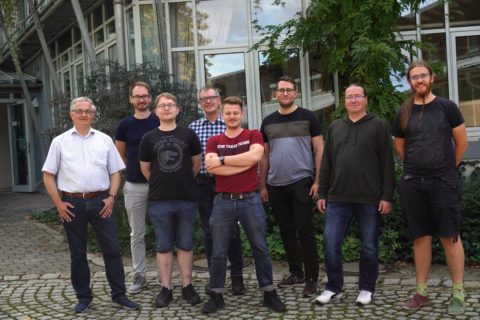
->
[397, 173, 462, 239]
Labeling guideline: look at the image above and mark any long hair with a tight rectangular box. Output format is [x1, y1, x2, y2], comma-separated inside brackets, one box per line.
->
[400, 60, 434, 132]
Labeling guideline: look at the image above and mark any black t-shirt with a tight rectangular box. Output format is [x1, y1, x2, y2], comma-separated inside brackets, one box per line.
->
[392, 96, 464, 177]
[139, 126, 201, 200]
[115, 113, 159, 182]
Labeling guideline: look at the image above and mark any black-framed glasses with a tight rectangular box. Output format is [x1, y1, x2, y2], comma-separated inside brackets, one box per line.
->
[276, 88, 296, 94]
[131, 95, 151, 101]
[199, 96, 219, 103]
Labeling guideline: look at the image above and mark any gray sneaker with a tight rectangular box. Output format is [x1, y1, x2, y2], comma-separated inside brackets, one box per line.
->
[128, 274, 147, 294]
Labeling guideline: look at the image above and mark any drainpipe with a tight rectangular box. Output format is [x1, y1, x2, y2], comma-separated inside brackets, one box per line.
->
[113, 0, 126, 66]
[26, 0, 61, 94]
[70, 0, 97, 70]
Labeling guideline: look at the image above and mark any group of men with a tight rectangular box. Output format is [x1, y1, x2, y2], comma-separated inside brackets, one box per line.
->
[42, 60, 468, 315]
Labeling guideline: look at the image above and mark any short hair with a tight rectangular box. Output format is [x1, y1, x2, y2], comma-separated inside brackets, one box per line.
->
[346, 83, 367, 97]
[222, 96, 244, 110]
[154, 92, 178, 107]
[70, 97, 96, 112]
[277, 75, 297, 90]
[129, 81, 151, 96]
[406, 60, 433, 81]
[198, 85, 220, 97]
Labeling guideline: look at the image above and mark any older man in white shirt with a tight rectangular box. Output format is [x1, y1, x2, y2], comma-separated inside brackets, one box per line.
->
[42, 97, 140, 313]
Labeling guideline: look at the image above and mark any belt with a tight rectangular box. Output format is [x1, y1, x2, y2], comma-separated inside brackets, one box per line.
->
[62, 191, 107, 199]
[196, 174, 215, 183]
[218, 191, 257, 200]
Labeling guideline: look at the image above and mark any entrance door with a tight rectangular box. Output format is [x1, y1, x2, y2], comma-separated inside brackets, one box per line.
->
[8, 103, 35, 192]
[452, 32, 480, 139]
[199, 50, 257, 128]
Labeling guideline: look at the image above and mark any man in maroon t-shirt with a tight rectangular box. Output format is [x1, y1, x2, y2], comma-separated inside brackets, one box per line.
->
[201, 96, 286, 315]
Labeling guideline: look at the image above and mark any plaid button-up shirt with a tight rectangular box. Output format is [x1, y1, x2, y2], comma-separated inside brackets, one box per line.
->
[189, 114, 225, 175]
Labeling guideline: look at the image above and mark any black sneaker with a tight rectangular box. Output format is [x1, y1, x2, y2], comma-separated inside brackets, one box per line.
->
[231, 275, 246, 295]
[202, 292, 225, 314]
[181, 283, 201, 305]
[155, 287, 173, 308]
[263, 289, 286, 312]
[278, 274, 304, 288]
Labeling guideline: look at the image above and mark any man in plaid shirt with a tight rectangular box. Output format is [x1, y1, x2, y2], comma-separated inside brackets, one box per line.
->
[189, 86, 245, 295]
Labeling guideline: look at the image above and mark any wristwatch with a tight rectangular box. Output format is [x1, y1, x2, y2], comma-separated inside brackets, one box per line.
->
[219, 156, 225, 165]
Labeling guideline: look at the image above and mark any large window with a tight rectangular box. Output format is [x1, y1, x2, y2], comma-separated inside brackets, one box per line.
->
[456, 35, 480, 127]
[169, 2, 194, 48]
[140, 4, 159, 63]
[252, 0, 302, 40]
[196, 0, 248, 46]
[449, 0, 480, 28]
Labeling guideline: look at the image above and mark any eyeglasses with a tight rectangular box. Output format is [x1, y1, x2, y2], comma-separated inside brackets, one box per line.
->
[199, 96, 219, 103]
[276, 88, 296, 94]
[345, 95, 366, 101]
[131, 95, 150, 101]
[410, 73, 430, 81]
[157, 103, 177, 110]
[72, 109, 94, 115]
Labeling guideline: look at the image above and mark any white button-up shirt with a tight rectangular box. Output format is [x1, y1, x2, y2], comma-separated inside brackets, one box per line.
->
[42, 127, 125, 193]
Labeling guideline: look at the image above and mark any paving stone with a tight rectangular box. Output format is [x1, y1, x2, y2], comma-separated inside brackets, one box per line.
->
[1, 192, 480, 318]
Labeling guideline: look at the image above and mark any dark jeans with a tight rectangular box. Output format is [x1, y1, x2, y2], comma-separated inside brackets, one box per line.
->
[209, 192, 274, 292]
[195, 175, 243, 277]
[323, 201, 380, 293]
[267, 177, 319, 281]
[62, 193, 126, 302]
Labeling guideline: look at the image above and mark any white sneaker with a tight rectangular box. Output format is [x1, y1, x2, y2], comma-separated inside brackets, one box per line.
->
[315, 290, 343, 305]
[356, 290, 373, 305]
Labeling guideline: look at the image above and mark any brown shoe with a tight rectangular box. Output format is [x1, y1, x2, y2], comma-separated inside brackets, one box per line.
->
[404, 293, 429, 310]
[278, 274, 304, 288]
[302, 279, 318, 296]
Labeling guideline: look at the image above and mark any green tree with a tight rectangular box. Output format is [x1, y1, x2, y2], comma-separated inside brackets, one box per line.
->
[253, 0, 433, 122]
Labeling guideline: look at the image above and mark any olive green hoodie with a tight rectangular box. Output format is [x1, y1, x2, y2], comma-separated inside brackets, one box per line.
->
[318, 113, 395, 204]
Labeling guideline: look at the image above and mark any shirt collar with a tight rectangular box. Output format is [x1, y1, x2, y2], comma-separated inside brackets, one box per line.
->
[201, 114, 223, 125]
[70, 126, 96, 138]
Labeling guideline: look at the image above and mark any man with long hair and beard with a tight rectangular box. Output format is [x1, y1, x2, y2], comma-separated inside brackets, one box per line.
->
[392, 60, 468, 315]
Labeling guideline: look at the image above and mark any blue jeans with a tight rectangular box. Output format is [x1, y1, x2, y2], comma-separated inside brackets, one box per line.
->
[195, 175, 244, 276]
[209, 192, 274, 292]
[62, 193, 126, 302]
[149, 200, 197, 252]
[323, 201, 380, 293]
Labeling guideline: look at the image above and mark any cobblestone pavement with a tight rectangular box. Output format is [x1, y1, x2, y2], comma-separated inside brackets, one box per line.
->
[1, 191, 479, 319]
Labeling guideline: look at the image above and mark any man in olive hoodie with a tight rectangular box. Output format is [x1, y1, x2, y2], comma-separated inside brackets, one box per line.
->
[315, 84, 395, 306]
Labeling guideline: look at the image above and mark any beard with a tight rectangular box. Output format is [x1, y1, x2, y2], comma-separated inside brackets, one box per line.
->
[413, 81, 433, 100]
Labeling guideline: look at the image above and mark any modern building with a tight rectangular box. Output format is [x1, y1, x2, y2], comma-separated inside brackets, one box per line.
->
[0, 0, 478, 192]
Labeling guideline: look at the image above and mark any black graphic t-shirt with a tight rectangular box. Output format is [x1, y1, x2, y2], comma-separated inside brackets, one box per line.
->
[139, 126, 201, 200]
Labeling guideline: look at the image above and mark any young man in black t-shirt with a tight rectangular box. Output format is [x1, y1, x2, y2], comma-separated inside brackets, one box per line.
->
[139, 92, 202, 309]
[392, 60, 468, 315]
